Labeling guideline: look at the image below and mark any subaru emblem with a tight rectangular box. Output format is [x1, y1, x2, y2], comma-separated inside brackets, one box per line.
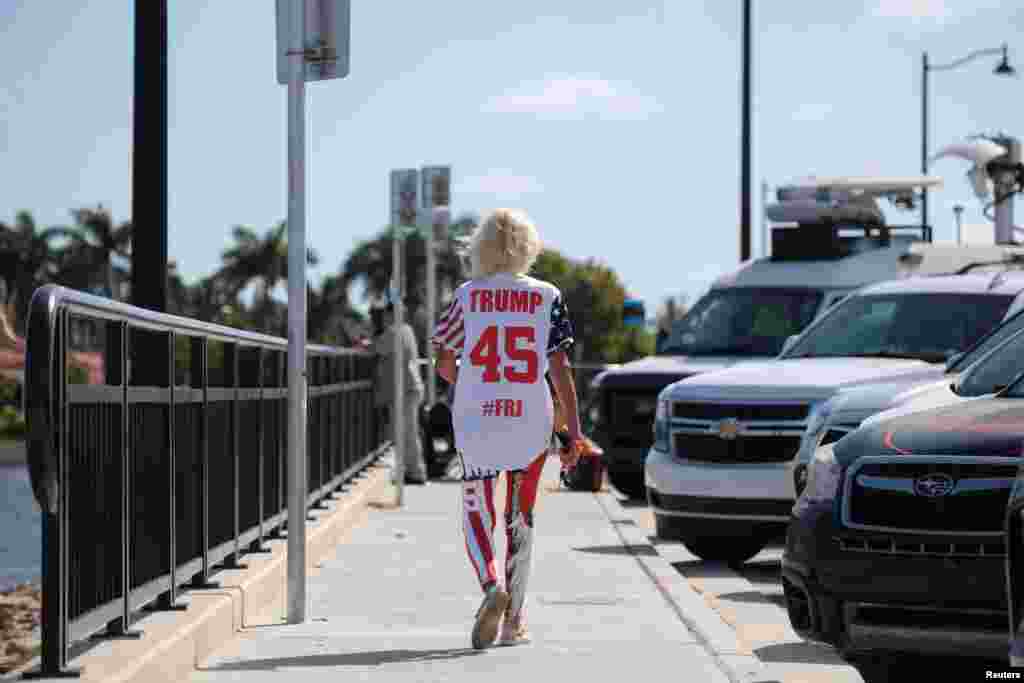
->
[913, 473, 955, 497]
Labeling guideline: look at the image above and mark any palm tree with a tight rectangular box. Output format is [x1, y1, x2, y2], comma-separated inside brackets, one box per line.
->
[308, 274, 365, 345]
[0, 211, 75, 332]
[219, 222, 319, 331]
[67, 206, 132, 299]
[341, 212, 476, 312]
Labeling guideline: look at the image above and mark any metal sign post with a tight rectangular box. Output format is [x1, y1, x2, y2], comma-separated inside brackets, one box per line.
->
[390, 169, 419, 506]
[420, 166, 451, 408]
[275, 0, 349, 625]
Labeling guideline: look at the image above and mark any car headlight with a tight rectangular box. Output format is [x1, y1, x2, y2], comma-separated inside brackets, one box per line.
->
[652, 398, 670, 453]
[803, 399, 834, 446]
[588, 402, 602, 426]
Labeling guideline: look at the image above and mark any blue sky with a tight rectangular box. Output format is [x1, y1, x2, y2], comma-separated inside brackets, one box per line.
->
[2, 1, 1023, 314]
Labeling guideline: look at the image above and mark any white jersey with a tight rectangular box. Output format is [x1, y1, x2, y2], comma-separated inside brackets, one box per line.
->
[432, 274, 575, 478]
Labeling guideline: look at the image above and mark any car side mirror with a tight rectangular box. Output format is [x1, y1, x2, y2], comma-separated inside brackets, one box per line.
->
[780, 335, 798, 356]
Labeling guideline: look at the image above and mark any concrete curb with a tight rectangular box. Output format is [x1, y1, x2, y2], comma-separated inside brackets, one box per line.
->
[20, 459, 391, 683]
[595, 491, 772, 683]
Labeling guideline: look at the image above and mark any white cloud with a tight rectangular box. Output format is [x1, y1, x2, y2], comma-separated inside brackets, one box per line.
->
[790, 103, 833, 123]
[869, 0, 1007, 24]
[871, 0, 953, 21]
[456, 171, 544, 199]
[482, 76, 662, 120]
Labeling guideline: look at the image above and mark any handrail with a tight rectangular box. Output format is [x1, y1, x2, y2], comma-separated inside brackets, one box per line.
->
[28, 284, 361, 355]
[23, 284, 384, 677]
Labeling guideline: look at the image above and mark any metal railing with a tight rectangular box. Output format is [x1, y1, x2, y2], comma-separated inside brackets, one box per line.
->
[22, 285, 384, 677]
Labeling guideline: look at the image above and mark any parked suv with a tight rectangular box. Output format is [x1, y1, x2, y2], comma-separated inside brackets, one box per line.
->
[790, 298, 1024, 494]
[784, 333, 1024, 661]
[646, 273, 1024, 563]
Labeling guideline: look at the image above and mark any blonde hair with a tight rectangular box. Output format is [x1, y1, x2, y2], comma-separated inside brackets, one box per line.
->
[467, 208, 542, 279]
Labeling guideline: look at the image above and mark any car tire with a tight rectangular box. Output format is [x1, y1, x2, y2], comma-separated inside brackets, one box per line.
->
[681, 536, 765, 565]
[608, 466, 645, 499]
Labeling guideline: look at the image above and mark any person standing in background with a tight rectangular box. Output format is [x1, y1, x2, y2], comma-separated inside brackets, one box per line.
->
[372, 301, 429, 485]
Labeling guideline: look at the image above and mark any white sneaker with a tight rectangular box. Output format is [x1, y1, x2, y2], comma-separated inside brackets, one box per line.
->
[470, 585, 509, 650]
[498, 618, 531, 646]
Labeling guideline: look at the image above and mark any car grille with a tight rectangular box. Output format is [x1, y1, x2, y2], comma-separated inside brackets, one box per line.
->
[606, 390, 658, 447]
[672, 402, 810, 421]
[673, 433, 802, 464]
[838, 535, 1006, 558]
[842, 456, 1019, 535]
[671, 401, 808, 464]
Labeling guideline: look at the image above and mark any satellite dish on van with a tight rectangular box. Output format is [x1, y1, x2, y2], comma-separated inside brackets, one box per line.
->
[930, 140, 1008, 201]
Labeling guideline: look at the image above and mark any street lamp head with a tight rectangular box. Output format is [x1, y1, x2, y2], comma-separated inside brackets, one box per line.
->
[994, 45, 1016, 76]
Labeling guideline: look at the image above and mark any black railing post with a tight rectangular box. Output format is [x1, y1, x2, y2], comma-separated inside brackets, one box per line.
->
[316, 356, 329, 503]
[156, 331, 185, 611]
[222, 343, 246, 569]
[93, 322, 144, 640]
[26, 311, 80, 679]
[249, 348, 271, 553]
[190, 336, 218, 589]
[277, 350, 287, 534]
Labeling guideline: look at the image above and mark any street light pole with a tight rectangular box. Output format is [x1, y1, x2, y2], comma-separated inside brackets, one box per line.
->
[131, 0, 168, 313]
[920, 44, 1015, 233]
[921, 52, 929, 232]
[739, 0, 752, 262]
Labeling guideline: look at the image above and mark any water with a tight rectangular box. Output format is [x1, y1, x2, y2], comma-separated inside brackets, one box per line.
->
[0, 465, 40, 591]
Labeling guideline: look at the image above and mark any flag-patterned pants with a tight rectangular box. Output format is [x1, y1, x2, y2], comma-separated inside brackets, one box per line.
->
[461, 452, 546, 624]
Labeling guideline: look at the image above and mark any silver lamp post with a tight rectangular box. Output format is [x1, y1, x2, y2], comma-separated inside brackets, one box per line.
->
[921, 44, 1015, 232]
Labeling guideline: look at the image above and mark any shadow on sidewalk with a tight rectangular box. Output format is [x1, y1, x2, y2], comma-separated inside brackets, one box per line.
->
[715, 590, 786, 607]
[198, 647, 485, 671]
[573, 544, 657, 557]
[753, 641, 839, 665]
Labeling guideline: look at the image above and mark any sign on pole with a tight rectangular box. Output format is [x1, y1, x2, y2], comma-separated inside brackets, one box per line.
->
[420, 166, 450, 408]
[275, 0, 350, 627]
[623, 299, 645, 328]
[391, 169, 419, 232]
[276, 0, 351, 84]
[389, 169, 418, 506]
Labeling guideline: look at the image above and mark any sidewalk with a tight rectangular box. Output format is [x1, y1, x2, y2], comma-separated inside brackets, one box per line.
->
[186, 461, 738, 683]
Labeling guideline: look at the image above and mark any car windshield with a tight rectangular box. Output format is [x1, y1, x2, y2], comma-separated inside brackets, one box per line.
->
[957, 326, 1024, 396]
[783, 293, 1014, 363]
[948, 307, 1024, 373]
[657, 287, 823, 356]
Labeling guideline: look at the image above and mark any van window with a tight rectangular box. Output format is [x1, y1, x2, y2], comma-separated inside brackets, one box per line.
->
[658, 287, 823, 356]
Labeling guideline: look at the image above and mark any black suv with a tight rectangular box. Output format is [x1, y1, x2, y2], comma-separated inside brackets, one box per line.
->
[783, 321, 1024, 663]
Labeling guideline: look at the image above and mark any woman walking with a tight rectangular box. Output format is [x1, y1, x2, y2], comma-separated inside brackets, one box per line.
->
[431, 208, 583, 649]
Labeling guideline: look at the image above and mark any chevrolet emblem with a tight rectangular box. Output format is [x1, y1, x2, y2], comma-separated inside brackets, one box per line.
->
[716, 418, 740, 440]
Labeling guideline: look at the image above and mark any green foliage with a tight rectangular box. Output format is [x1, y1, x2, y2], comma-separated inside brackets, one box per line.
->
[529, 249, 654, 364]
[0, 380, 17, 404]
[0, 208, 649, 361]
[0, 405, 26, 439]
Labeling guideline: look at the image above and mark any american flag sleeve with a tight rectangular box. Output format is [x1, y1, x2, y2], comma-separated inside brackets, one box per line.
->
[432, 297, 465, 355]
[547, 294, 575, 355]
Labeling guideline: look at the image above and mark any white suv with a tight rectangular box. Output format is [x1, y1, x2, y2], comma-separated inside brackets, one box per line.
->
[645, 272, 1024, 564]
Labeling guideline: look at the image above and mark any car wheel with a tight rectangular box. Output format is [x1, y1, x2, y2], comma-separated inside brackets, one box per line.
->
[608, 467, 645, 499]
[681, 537, 765, 565]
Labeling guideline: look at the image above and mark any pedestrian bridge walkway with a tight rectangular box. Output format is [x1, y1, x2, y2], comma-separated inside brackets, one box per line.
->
[182, 462, 731, 683]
